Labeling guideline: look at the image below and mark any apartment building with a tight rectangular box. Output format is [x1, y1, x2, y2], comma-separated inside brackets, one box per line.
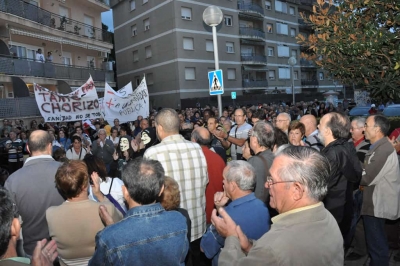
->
[0, 0, 115, 105]
[111, 0, 340, 108]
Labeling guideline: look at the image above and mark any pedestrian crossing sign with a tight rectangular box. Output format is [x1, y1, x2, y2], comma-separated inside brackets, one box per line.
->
[208, 70, 224, 95]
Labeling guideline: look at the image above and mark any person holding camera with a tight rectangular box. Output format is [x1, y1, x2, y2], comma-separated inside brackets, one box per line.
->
[5, 131, 24, 174]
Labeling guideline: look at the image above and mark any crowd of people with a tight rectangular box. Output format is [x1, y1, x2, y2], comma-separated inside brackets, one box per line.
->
[0, 99, 400, 266]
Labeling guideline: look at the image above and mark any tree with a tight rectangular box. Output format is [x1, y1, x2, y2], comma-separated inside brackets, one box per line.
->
[297, 0, 400, 99]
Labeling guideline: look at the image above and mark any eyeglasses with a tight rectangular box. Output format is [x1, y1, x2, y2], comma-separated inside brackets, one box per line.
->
[266, 176, 297, 187]
[234, 115, 245, 117]
[351, 127, 363, 130]
[276, 120, 288, 123]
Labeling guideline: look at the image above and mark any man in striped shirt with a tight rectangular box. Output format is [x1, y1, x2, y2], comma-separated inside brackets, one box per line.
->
[144, 108, 208, 265]
[5, 131, 24, 174]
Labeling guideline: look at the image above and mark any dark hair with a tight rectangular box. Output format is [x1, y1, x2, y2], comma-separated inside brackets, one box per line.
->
[53, 148, 66, 162]
[0, 168, 9, 187]
[372, 115, 390, 136]
[191, 129, 211, 146]
[326, 112, 350, 139]
[274, 127, 289, 148]
[71, 135, 82, 143]
[253, 109, 265, 121]
[83, 154, 108, 182]
[28, 130, 53, 152]
[122, 157, 165, 205]
[55, 160, 89, 199]
[0, 187, 17, 258]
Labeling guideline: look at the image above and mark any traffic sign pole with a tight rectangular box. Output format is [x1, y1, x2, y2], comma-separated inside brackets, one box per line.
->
[212, 26, 223, 118]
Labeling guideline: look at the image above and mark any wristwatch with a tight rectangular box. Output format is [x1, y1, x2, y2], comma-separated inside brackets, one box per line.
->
[224, 136, 229, 142]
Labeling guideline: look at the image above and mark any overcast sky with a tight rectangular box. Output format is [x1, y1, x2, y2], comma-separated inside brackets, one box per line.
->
[101, 10, 114, 32]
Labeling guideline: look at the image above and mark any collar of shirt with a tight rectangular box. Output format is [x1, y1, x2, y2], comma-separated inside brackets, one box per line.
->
[353, 137, 365, 147]
[125, 202, 164, 218]
[25, 155, 53, 164]
[271, 202, 322, 224]
[228, 193, 257, 208]
[308, 129, 319, 137]
[161, 134, 184, 142]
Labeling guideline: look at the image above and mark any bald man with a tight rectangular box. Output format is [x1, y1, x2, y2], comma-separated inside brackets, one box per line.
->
[191, 127, 225, 225]
[5, 130, 64, 255]
[275, 113, 291, 135]
[300, 114, 324, 151]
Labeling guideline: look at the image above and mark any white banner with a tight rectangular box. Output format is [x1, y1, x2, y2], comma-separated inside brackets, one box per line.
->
[34, 77, 101, 122]
[104, 77, 149, 123]
[98, 97, 106, 118]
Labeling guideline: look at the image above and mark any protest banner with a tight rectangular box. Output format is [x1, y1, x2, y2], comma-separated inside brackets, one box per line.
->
[104, 77, 149, 123]
[34, 77, 101, 122]
[98, 97, 106, 118]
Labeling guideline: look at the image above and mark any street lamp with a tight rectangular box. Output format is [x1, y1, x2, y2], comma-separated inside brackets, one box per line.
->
[203, 6, 223, 117]
[288, 56, 297, 104]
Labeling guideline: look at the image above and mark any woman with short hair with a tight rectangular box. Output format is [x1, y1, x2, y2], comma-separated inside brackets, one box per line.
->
[46, 160, 121, 266]
[288, 121, 306, 146]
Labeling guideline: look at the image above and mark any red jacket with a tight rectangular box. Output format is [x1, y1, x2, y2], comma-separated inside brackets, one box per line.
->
[201, 146, 225, 224]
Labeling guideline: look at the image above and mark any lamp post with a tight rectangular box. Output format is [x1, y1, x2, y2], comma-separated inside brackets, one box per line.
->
[203, 6, 223, 117]
[288, 56, 297, 105]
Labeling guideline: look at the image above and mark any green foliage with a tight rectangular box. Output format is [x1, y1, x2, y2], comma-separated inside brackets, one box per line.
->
[297, 0, 400, 100]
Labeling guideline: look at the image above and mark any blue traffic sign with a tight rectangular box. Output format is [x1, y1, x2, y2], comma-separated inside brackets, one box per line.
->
[208, 70, 224, 95]
[231, 92, 236, 99]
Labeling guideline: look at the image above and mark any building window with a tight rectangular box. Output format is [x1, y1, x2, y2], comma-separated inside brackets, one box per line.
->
[132, 50, 139, 62]
[289, 6, 295, 15]
[269, 70, 275, 80]
[185, 67, 196, 80]
[135, 76, 140, 86]
[227, 68, 236, 80]
[133, 50, 139, 62]
[278, 67, 290, 79]
[265, 0, 272, 10]
[266, 23, 273, 33]
[290, 28, 296, 37]
[59, 5, 70, 19]
[268, 46, 274, 56]
[130, 0, 136, 11]
[131, 25, 137, 36]
[143, 0, 148, 4]
[181, 7, 192, 20]
[183, 37, 194, 50]
[276, 22, 288, 35]
[147, 73, 154, 85]
[144, 18, 150, 31]
[226, 42, 234, 53]
[206, 40, 214, 52]
[291, 49, 297, 58]
[145, 46, 152, 58]
[294, 70, 299, 80]
[224, 15, 233, 26]
[277, 45, 289, 57]
[275, 0, 287, 13]
[319, 72, 324, 80]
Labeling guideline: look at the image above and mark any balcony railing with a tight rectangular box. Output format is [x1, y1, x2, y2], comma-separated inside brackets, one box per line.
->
[0, 54, 114, 82]
[300, 58, 317, 67]
[241, 53, 267, 64]
[239, 27, 265, 40]
[237, 1, 264, 16]
[301, 79, 319, 86]
[0, 97, 41, 118]
[0, 0, 112, 44]
[95, 0, 110, 6]
[299, 0, 314, 7]
[243, 80, 268, 88]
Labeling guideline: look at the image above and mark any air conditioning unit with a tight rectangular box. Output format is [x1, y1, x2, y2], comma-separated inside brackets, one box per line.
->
[97, 51, 108, 58]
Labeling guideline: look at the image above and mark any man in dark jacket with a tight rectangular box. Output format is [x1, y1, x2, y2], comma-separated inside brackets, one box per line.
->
[318, 112, 362, 240]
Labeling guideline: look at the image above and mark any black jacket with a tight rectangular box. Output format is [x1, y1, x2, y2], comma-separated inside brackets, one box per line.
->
[321, 138, 362, 236]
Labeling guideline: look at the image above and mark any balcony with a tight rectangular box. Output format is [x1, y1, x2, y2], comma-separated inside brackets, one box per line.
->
[0, 97, 41, 118]
[298, 18, 313, 32]
[239, 27, 265, 41]
[301, 79, 319, 86]
[243, 79, 268, 88]
[237, 1, 264, 17]
[0, 0, 112, 44]
[241, 53, 267, 65]
[299, 0, 315, 7]
[300, 58, 317, 68]
[0, 54, 114, 82]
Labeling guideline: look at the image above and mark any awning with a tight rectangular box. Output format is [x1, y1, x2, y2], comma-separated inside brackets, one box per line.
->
[243, 66, 269, 71]
[10, 27, 110, 53]
[240, 39, 265, 46]
[238, 12, 264, 21]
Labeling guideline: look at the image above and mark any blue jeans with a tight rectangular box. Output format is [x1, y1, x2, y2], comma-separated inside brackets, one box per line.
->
[363, 215, 389, 266]
[344, 189, 363, 248]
